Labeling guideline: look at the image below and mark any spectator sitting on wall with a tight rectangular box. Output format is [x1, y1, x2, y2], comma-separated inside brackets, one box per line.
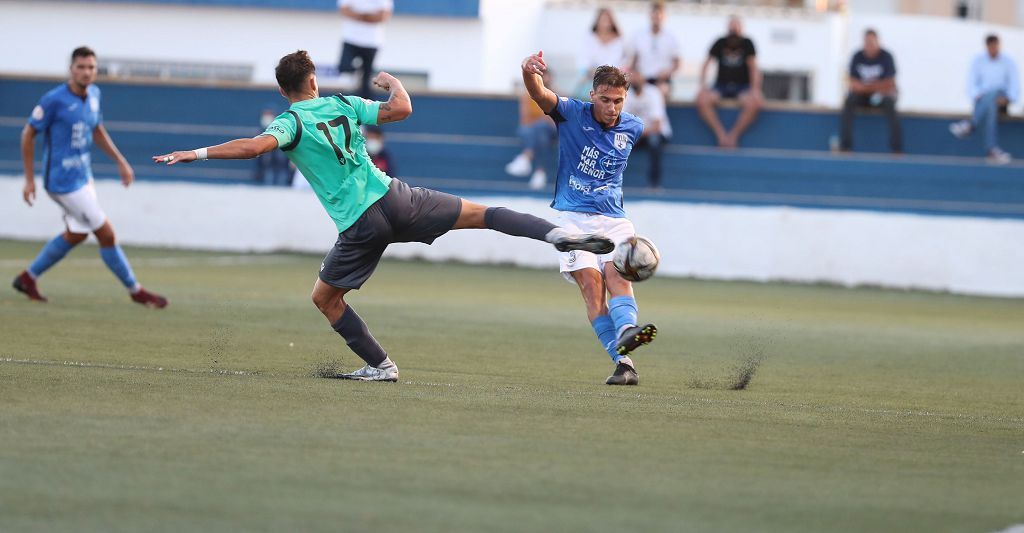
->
[839, 29, 902, 153]
[576, 8, 628, 97]
[949, 34, 1020, 165]
[337, 0, 393, 98]
[630, 1, 680, 99]
[625, 81, 671, 191]
[505, 70, 558, 190]
[695, 16, 763, 148]
[255, 107, 293, 186]
[363, 126, 395, 176]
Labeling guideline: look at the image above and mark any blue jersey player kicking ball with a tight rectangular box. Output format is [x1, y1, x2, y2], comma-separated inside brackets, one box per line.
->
[521, 51, 657, 386]
[12, 47, 167, 308]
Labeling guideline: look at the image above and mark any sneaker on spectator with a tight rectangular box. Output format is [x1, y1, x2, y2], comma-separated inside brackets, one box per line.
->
[988, 148, 1012, 165]
[949, 120, 973, 139]
[504, 154, 532, 177]
[528, 168, 546, 190]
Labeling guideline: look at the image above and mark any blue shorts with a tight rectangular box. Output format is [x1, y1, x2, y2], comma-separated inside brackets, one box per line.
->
[714, 82, 750, 99]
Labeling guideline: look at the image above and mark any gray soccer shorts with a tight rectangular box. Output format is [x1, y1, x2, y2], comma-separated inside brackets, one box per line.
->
[319, 179, 462, 289]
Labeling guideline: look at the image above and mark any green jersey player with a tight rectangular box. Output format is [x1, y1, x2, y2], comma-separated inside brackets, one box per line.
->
[153, 50, 613, 382]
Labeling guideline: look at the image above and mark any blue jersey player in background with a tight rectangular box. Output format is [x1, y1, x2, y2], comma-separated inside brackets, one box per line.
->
[521, 51, 657, 386]
[12, 47, 167, 308]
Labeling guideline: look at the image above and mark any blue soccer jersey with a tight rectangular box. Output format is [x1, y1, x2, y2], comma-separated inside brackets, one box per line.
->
[548, 96, 643, 218]
[27, 83, 103, 194]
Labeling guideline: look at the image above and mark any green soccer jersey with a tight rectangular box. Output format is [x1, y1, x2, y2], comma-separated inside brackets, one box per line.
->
[261, 94, 392, 233]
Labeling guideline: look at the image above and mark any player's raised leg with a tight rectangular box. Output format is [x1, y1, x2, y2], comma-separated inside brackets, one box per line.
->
[453, 200, 614, 254]
[92, 221, 167, 309]
[604, 262, 656, 359]
[12, 231, 87, 302]
[311, 279, 397, 382]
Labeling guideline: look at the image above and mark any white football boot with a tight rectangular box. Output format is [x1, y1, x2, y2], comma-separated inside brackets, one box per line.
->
[340, 359, 399, 382]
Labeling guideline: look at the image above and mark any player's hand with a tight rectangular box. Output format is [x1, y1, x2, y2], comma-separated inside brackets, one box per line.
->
[22, 180, 36, 207]
[152, 151, 197, 166]
[521, 51, 547, 76]
[118, 160, 135, 187]
[373, 72, 399, 92]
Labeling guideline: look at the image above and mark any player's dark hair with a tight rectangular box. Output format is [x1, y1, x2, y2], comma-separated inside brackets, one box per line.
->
[70, 46, 96, 64]
[986, 34, 999, 45]
[592, 65, 630, 91]
[591, 8, 620, 37]
[651, 0, 665, 12]
[864, 28, 878, 38]
[276, 50, 316, 95]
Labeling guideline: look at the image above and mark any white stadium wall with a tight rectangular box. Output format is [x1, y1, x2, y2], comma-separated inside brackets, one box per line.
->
[2, 177, 1022, 298]
[1, 0, 1023, 112]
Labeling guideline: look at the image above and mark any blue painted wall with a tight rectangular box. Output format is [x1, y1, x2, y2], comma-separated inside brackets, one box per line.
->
[1, 77, 1022, 219]
[66, 0, 480, 17]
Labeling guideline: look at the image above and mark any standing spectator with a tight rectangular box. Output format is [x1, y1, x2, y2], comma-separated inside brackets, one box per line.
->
[576, 8, 628, 97]
[625, 82, 671, 191]
[363, 126, 396, 177]
[695, 16, 762, 148]
[840, 29, 902, 153]
[630, 1, 680, 99]
[337, 0, 393, 98]
[255, 107, 292, 185]
[950, 34, 1020, 164]
[505, 70, 558, 190]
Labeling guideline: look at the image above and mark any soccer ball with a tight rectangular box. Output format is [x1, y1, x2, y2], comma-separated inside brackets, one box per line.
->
[612, 236, 660, 282]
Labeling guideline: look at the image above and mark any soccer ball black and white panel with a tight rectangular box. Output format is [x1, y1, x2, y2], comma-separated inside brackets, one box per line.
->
[612, 236, 660, 282]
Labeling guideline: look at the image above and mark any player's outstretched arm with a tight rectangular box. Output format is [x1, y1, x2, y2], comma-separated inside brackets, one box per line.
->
[20, 124, 37, 206]
[522, 51, 557, 114]
[153, 135, 279, 166]
[373, 72, 412, 124]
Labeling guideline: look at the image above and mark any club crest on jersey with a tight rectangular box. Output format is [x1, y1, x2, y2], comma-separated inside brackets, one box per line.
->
[614, 133, 628, 150]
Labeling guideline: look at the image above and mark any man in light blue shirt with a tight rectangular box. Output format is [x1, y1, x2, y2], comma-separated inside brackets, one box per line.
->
[950, 34, 1020, 164]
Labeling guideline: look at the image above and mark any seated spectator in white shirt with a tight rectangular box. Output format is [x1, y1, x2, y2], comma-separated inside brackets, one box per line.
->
[949, 34, 1020, 165]
[630, 1, 680, 99]
[625, 81, 672, 191]
[576, 8, 628, 97]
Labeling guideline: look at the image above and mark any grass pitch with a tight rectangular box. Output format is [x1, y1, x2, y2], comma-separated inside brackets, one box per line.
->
[0, 239, 1021, 532]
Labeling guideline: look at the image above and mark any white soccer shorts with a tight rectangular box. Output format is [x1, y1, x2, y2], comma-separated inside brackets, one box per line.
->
[555, 211, 636, 283]
[47, 180, 108, 234]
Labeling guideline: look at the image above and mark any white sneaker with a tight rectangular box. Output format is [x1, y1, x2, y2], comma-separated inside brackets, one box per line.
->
[339, 361, 399, 382]
[504, 154, 532, 177]
[528, 169, 546, 190]
[988, 148, 1012, 165]
[545, 227, 615, 254]
[949, 120, 973, 139]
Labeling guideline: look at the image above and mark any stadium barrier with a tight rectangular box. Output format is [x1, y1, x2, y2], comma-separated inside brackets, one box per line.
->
[2, 177, 1022, 297]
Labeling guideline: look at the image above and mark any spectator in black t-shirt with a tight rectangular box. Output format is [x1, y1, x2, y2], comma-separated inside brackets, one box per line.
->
[696, 16, 762, 148]
[840, 29, 902, 153]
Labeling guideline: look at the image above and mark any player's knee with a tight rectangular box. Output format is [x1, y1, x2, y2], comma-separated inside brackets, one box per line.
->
[312, 289, 345, 317]
[64, 231, 88, 245]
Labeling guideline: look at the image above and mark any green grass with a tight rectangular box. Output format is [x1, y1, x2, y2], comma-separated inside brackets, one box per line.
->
[1, 239, 1022, 532]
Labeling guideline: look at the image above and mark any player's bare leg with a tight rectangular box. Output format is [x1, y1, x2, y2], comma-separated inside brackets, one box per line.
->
[453, 199, 614, 254]
[312, 279, 397, 382]
[604, 262, 656, 359]
[572, 267, 638, 385]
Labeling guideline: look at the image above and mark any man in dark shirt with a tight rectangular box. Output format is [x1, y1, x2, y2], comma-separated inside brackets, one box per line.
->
[696, 16, 762, 148]
[840, 29, 902, 153]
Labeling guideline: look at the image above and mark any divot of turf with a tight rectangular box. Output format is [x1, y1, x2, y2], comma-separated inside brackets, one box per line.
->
[310, 359, 345, 378]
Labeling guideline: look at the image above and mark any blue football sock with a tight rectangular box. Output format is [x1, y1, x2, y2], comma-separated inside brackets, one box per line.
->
[609, 296, 639, 337]
[28, 235, 75, 278]
[99, 245, 139, 290]
[591, 314, 621, 362]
